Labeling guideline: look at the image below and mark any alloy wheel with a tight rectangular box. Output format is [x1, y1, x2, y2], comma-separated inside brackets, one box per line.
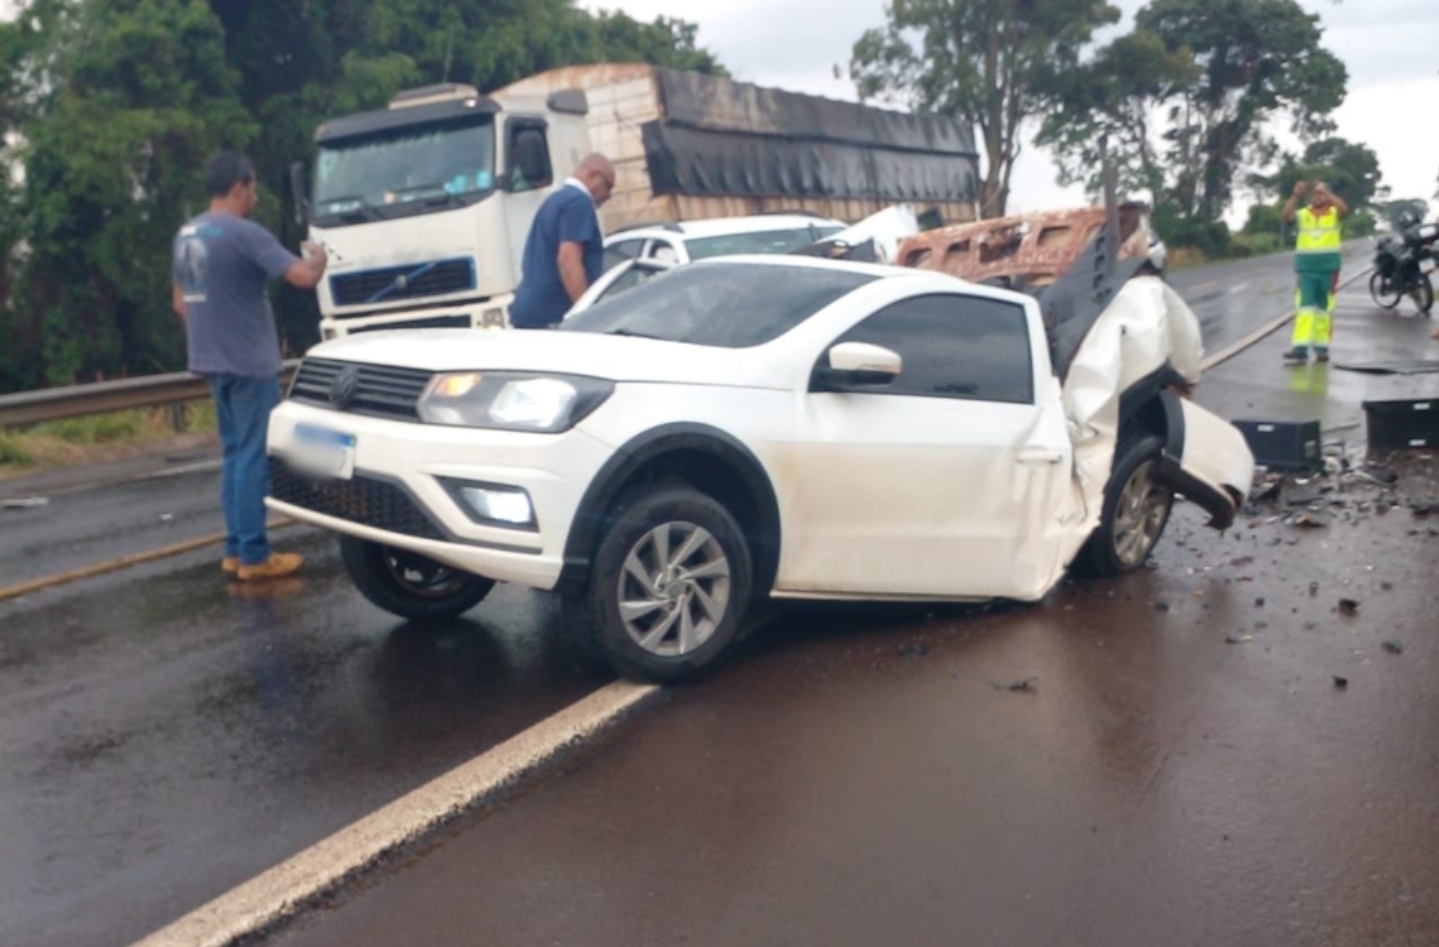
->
[616, 521, 732, 657]
[1112, 462, 1170, 567]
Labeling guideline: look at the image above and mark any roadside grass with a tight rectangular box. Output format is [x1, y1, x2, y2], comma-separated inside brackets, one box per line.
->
[0, 400, 217, 476]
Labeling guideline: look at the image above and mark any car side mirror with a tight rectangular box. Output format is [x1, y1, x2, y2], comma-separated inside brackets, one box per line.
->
[290, 161, 310, 227]
[812, 342, 902, 391]
[514, 129, 551, 188]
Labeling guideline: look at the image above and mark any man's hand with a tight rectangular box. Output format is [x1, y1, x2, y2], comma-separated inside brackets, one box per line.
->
[1292, 180, 1309, 198]
[284, 241, 329, 290]
[301, 240, 328, 266]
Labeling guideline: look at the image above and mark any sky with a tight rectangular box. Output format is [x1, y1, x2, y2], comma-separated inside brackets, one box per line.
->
[583, 0, 1439, 222]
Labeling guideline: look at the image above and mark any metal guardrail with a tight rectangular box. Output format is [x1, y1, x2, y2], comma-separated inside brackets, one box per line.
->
[0, 360, 300, 428]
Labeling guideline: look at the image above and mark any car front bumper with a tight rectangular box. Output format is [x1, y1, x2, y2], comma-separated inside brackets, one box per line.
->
[264, 399, 614, 590]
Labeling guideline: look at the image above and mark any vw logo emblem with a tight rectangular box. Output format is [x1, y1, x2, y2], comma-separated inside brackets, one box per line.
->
[329, 365, 361, 408]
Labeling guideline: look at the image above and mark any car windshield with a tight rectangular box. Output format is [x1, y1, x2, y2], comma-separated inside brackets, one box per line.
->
[684, 225, 844, 260]
[561, 262, 875, 348]
[313, 118, 497, 225]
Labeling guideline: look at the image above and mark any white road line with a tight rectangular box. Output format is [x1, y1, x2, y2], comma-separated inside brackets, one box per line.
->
[129, 680, 661, 947]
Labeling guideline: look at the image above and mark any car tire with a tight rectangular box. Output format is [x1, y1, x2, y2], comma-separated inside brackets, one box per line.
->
[1073, 434, 1174, 578]
[563, 485, 753, 683]
[340, 536, 495, 621]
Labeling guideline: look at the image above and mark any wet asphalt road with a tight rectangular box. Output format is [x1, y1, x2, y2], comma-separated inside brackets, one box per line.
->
[267, 265, 1439, 947]
[4, 241, 1431, 947]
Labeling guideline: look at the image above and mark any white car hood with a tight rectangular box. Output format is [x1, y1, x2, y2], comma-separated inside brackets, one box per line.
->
[306, 328, 780, 388]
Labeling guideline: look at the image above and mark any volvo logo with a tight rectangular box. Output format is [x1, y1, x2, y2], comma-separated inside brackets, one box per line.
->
[329, 365, 361, 408]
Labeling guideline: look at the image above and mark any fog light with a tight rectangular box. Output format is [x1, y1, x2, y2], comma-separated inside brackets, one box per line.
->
[458, 484, 534, 527]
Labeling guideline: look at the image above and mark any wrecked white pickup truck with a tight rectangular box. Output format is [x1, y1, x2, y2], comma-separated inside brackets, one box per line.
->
[264, 216, 1255, 683]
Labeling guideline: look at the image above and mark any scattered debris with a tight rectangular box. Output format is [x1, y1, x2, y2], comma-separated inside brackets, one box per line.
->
[1153, 600, 1171, 612]
[158, 513, 175, 522]
[1382, 640, 1404, 655]
[1, 497, 50, 510]
[1308, 581, 1319, 596]
[1333, 675, 1349, 689]
[1338, 598, 1360, 615]
[1285, 484, 1324, 506]
[1292, 510, 1331, 528]
[986, 676, 1038, 693]
[1381, 581, 1393, 591]
[1225, 634, 1253, 645]
[898, 642, 929, 658]
[1255, 597, 1266, 608]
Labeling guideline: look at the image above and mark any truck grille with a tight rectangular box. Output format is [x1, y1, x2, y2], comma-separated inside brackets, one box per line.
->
[269, 456, 445, 541]
[288, 358, 431, 421]
[330, 258, 476, 307]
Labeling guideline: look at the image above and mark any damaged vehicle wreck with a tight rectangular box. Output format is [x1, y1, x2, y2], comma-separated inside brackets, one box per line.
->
[264, 238, 1254, 683]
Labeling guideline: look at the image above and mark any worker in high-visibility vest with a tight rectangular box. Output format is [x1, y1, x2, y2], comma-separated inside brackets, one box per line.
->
[1281, 180, 1347, 362]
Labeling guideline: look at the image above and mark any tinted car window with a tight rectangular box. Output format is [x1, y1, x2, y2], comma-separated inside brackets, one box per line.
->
[562, 262, 875, 349]
[830, 294, 1033, 404]
[685, 225, 844, 260]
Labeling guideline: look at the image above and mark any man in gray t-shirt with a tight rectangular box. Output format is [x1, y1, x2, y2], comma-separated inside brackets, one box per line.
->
[172, 152, 327, 581]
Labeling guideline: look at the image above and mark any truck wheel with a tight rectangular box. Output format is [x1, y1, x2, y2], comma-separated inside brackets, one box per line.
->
[1073, 434, 1174, 578]
[340, 536, 495, 621]
[562, 485, 753, 683]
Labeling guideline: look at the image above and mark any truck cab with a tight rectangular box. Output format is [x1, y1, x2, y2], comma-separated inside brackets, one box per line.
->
[300, 83, 589, 339]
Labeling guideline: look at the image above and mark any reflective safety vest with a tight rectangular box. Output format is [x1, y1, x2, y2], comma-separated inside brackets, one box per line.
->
[1296, 206, 1341, 253]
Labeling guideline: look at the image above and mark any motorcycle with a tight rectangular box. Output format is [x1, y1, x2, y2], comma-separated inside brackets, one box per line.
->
[1370, 213, 1437, 315]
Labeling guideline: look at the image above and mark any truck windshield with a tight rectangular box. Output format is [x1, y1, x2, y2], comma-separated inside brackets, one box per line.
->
[313, 118, 497, 225]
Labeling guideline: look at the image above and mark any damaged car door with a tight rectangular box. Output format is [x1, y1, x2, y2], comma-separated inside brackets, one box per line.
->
[777, 287, 1079, 601]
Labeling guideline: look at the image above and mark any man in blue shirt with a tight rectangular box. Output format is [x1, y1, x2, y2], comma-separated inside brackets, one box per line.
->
[509, 153, 615, 328]
[172, 152, 328, 581]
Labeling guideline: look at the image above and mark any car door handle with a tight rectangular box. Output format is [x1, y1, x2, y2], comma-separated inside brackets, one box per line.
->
[1017, 449, 1064, 466]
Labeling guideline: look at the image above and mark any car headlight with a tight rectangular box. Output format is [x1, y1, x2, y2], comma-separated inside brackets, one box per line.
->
[417, 372, 613, 432]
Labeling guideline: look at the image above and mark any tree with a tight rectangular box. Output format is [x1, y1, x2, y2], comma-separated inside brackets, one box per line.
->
[1036, 28, 1197, 204]
[1134, 0, 1347, 223]
[1248, 137, 1383, 210]
[9, 0, 255, 386]
[850, 0, 1120, 218]
[1043, 0, 1347, 231]
[1377, 198, 1429, 231]
[0, 0, 723, 393]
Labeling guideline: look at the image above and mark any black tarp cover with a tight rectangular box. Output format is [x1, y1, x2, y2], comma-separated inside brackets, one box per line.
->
[643, 69, 979, 204]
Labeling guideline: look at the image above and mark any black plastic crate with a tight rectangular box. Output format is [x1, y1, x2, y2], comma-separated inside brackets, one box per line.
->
[1233, 419, 1323, 472]
[1363, 398, 1439, 451]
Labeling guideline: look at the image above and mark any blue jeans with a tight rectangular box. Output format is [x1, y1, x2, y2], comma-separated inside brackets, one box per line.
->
[207, 374, 280, 566]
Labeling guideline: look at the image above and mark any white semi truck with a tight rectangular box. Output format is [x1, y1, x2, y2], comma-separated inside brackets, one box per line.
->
[294, 65, 983, 339]
[293, 82, 590, 339]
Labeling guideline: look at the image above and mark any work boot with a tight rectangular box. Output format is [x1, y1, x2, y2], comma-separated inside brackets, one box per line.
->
[1314, 346, 1330, 362]
[237, 552, 304, 582]
[1282, 346, 1309, 362]
[221, 556, 240, 574]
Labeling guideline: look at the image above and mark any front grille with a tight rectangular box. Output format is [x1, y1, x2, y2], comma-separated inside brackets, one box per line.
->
[269, 456, 445, 541]
[288, 358, 431, 420]
[346, 314, 472, 333]
[330, 258, 476, 306]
